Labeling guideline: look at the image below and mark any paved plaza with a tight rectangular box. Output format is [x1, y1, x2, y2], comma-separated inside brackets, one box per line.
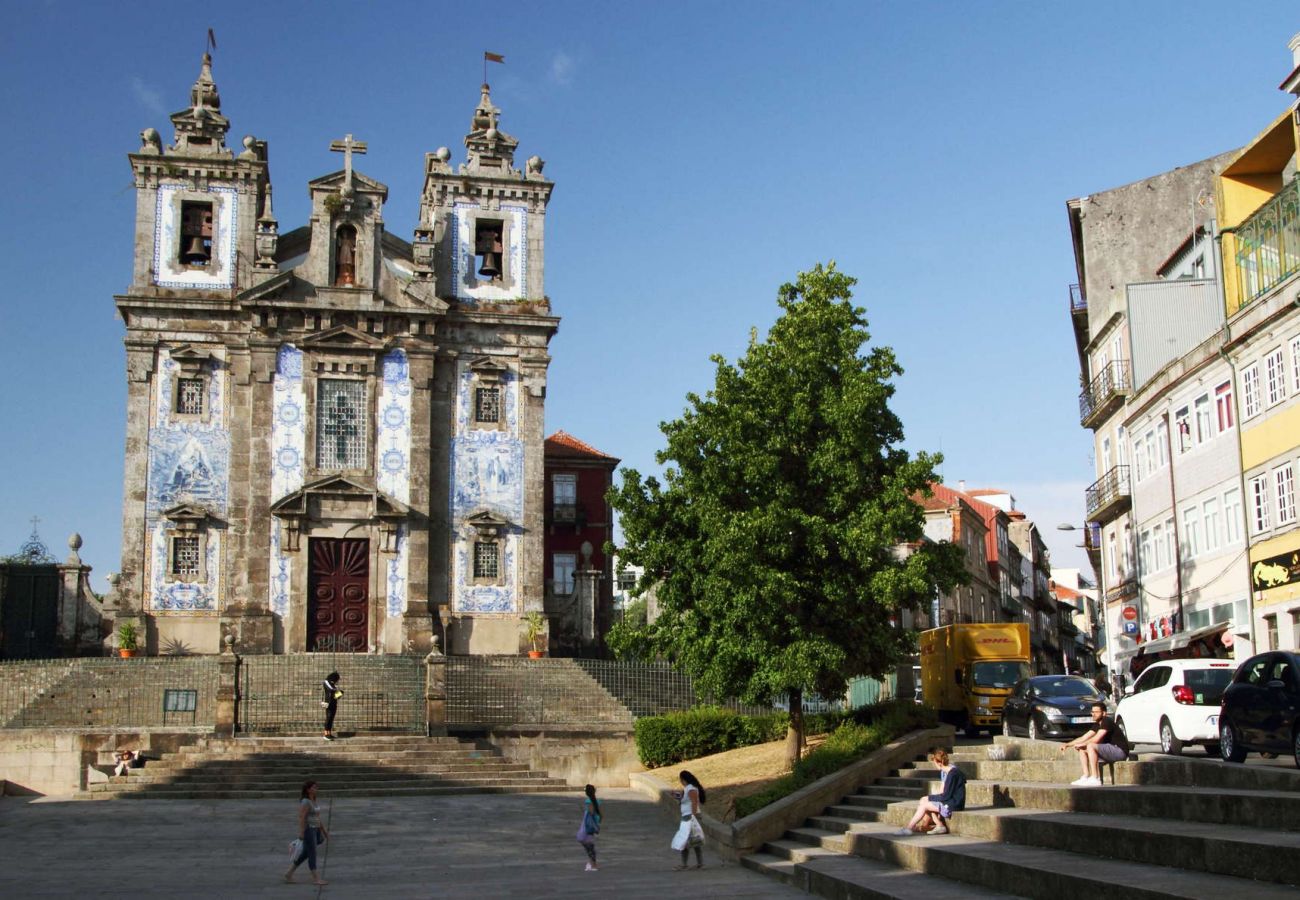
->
[0, 789, 802, 899]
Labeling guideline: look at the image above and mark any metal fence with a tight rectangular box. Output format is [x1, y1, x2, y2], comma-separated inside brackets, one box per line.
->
[239, 653, 424, 734]
[0, 657, 220, 728]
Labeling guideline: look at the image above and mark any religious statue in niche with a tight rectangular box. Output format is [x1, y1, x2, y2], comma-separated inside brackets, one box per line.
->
[334, 225, 357, 286]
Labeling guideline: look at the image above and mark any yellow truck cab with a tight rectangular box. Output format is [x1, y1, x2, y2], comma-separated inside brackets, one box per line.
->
[920, 623, 1030, 734]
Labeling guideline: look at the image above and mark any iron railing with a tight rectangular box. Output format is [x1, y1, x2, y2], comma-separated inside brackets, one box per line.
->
[1233, 176, 1300, 308]
[1079, 360, 1132, 426]
[0, 657, 219, 728]
[1069, 283, 1087, 315]
[239, 654, 423, 734]
[1085, 465, 1130, 521]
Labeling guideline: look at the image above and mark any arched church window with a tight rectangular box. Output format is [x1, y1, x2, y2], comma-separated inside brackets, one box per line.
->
[334, 225, 357, 286]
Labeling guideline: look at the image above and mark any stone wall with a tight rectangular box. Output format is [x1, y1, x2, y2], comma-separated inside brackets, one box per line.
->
[464, 725, 638, 788]
[0, 728, 207, 796]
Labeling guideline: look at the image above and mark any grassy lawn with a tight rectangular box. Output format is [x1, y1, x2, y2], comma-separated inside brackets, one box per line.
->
[642, 733, 826, 820]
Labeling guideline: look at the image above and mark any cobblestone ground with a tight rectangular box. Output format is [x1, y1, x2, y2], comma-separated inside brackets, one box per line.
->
[0, 789, 802, 899]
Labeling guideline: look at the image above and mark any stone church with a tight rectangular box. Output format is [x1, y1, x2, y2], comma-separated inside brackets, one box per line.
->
[113, 53, 557, 656]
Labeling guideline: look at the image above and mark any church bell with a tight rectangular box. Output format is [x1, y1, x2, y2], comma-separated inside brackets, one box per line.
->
[475, 227, 503, 279]
[181, 235, 210, 265]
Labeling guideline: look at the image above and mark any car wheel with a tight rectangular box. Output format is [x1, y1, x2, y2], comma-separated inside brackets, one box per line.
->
[1159, 719, 1183, 756]
[1028, 716, 1041, 742]
[1220, 719, 1247, 763]
[1002, 717, 1012, 737]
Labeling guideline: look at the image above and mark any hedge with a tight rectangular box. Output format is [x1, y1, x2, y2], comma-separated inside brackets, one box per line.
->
[734, 701, 938, 819]
[633, 699, 935, 769]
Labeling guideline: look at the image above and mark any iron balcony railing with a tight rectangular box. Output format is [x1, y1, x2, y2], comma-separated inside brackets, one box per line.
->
[1085, 465, 1131, 522]
[1069, 283, 1086, 315]
[1233, 176, 1300, 308]
[1079, 360, 1132, 427]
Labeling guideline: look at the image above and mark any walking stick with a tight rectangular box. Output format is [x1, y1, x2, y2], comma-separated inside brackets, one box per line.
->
[315, 798, 334, 898]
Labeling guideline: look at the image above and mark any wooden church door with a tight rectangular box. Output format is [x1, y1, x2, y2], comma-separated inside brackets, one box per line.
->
[307, 538, 369, 652]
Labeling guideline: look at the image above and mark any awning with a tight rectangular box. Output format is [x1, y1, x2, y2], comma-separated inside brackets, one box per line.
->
[1128, 622, 1231, 658]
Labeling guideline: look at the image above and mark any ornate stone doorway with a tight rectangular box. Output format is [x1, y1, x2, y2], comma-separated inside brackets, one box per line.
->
[308, 538, 369, 652]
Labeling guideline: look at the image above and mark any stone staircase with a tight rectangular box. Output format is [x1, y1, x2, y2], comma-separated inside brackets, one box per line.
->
[446, 657, 635, 727]
[78, 734, 567, 800]
[743, 736, 1300, 899]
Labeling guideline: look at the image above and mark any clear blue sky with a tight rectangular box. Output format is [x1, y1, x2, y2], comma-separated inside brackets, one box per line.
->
[1, 1, 1296, 588]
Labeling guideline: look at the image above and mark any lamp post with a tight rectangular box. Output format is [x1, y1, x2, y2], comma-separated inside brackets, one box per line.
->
[1057, 522, 1109, 684]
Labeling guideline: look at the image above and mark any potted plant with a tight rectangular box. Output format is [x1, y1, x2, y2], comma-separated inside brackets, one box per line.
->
[117, 622, 139, 658]
[523, 611, 546, 658]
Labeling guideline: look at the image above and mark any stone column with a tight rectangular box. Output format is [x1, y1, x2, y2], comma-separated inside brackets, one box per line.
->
[402, 347, 436, 654]
[215, 647, 239, 737]
[424, 646, 447, 736]
[242, 342, 280, 650]
[55, 534, 101, 655]
[519, 349, 549, 614]
[118, 342, 156, 617]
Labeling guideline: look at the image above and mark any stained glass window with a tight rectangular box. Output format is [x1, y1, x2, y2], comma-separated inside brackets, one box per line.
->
[317, 379, 367, 470]
[176, 378, 205, 416]
[473, 541, 499, 579]
[172, 536, 200, 578]
[475, 386, 501, 424]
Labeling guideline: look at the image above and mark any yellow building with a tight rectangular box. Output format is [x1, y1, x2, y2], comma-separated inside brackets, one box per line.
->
[1216, 32, 1300, 648]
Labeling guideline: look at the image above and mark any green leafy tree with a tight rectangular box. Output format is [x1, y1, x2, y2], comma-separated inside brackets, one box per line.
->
[609, 264, 966, 765]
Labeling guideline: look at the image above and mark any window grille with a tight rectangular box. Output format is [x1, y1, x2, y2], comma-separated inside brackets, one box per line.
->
[172, 536, 200, 578]
[475, 386, 501, 424]
[317, 379, 367, 470]
[176, 378, 204, 416]
[474, 541, 499, 579]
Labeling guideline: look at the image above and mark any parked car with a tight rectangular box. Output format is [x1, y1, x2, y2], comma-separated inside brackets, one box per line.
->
[1218, 650, 1300, 768]
[1114, 658, 1234, 755]
[1000, 675, 1109, 741]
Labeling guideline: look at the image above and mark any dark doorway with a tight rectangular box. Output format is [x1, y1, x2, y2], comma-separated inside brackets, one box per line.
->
[307, 539, 369, 652]
[0, 564, 60, 660]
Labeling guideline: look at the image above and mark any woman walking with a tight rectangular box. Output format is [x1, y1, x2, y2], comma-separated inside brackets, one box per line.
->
[321, 672, 342, 741]
[898, 747, 966, 835]
[670, 770, 706, 870]
[575, 784, 601, 871]
[284, 780, 329, 885]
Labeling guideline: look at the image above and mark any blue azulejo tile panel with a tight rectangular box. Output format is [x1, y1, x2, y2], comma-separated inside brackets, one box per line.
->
[153, 183, 238, 290]
[450, 431, 524, 522]
[453, 533, 517, 614]
[450, 202, 527, 304]
[454, 365, 519, 435]
[269, 345, 305, 618]
[377, 350, 412, 617]
[386, 525, 409, 617]
[147, 521, 220, 613]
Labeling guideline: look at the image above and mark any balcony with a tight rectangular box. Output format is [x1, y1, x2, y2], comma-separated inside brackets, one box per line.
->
[1083, 521, 1102, 561]
[1085, 465, 1131, 523]
[1069, 283, 1087, 317]
[552, 503, 577, 523]
[1232, 176, 1300, 309]
[1079, 360, 1132, 428]
[1000, 592, 1021, 615]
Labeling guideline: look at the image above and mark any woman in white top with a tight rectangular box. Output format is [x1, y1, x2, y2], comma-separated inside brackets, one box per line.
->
[671, 770, 706, 870]
[284, 780, 329, 885]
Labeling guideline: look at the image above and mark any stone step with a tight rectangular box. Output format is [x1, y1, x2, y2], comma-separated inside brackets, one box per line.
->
[74, 782, 565, 801]
[945, 805, 1300, 885]
[92, 770, 558, 789]
[89, 775, 566, 795]
[113, 765, 536, 785]
[160, 749, 496, 765]
[790, 821, 1300, 899]
[137, 757, 520, 774]
[900, 757, 1300, 792]
[743, 850, 1025, 899]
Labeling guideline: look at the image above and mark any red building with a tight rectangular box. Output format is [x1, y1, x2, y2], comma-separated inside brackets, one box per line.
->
[543, 431, 620, 655]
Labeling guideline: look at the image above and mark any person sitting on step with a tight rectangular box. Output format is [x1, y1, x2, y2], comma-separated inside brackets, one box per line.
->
[898, 747, 965, 835]
[1059, 701, 1129, 786]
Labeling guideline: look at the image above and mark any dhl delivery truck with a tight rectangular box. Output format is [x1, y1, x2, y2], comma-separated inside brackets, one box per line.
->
[920, 623, 1030, 734]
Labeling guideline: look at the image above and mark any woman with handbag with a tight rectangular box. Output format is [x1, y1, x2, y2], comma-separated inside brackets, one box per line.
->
[670, 770, 706, 870]
[283, 780, 329, 885]
[574, 783, 602, 871]
[321, 672, 342, 741]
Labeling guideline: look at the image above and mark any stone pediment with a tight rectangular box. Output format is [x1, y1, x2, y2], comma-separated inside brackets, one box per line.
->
[300, 325, 388, 352]
[464, 509, 516, 535]
[162, 502, 213, 522]
[467, 356, 508, 382]
[236, 270, 296, 305]
[308, 169, 388, 198]
[271, 474, 410, 521]
[168, 344, 216, 375]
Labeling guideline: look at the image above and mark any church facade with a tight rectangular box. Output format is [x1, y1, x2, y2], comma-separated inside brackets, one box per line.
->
[113, 54, 557, 656]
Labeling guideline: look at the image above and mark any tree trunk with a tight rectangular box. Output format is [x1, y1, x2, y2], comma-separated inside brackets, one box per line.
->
[785, 687, 804, 768]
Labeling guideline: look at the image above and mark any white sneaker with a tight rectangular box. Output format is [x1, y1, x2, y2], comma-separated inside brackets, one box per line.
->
[930, 825, 949, 835]
[1070, 776, 1090, 786]
[1079, 776, 1102, 787]
[894, 827, 913, 836]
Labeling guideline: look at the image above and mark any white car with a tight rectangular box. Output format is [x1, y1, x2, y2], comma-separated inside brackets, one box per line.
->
[1114, 658, 1236, 755]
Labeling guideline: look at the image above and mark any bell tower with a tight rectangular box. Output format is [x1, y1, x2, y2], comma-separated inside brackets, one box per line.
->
[413, 83, 553, 305]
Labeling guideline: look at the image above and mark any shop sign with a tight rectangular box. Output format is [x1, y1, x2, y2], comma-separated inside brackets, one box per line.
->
[1252, 550, 1300, 592]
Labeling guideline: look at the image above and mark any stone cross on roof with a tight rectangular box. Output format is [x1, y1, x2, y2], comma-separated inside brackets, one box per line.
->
[329, 133, 367, 185]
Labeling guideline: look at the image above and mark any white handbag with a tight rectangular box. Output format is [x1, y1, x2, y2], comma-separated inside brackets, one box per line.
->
[671, 819, 692, 851]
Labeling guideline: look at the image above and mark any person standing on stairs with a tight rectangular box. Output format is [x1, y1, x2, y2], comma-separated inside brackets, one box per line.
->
[284, 780, 329, 886]
[670, 770, 707, 869]
[898, 747, 966, 835]
[321, 672, 342, 741]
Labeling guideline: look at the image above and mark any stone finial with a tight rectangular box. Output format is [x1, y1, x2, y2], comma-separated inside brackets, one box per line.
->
[169, 51, 232, 156]
[66, 532, 83, 565]
[526, 155, 545, 178]
[580, 540, 593, 567]
[435, 147, 451, 164]
[139, 127, 163, 155]
[190, 52, 221, 112]
[464, 83, 519, 173]
[238, 135, 258, 160]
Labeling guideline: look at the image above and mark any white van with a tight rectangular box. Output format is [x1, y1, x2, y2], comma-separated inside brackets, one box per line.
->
[1114, 658, 1236, 755]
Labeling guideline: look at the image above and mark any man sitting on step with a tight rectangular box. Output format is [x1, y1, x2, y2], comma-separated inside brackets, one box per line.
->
[1060, 702, 1129, 786]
